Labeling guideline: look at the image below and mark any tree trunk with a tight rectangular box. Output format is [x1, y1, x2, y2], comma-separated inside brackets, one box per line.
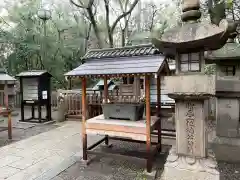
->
[86, 8, 103, 48]
[208, 0, 226, 25]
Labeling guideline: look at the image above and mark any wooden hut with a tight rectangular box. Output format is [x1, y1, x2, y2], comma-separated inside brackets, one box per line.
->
[16, 70, 52, 123]
[0, 69, 16, 108]
[65, 44, 170, 173]
[0, 69, 16, 139]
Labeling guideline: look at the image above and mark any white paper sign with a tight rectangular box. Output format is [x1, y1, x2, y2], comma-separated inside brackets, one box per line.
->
[42, 91, 48, 99]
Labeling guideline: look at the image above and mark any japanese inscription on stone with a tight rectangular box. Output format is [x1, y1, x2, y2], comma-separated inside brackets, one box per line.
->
[185, 102, 195, 154]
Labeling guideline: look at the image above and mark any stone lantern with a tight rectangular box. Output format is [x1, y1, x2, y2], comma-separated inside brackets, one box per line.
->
[37, 8, 51, 69]
[152, 0, 229, 179]
[205, 21, 240, 162]
[37, 9, 51, 21]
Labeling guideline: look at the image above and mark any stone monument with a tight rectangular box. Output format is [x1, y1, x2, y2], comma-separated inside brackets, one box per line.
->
[152, 0, 229, 179]
[205, 21, 240, 162]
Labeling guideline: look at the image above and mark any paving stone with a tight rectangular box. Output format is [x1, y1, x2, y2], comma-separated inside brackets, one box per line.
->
[0, 155, 23, 168]
[7, 154, 67, 180]
[8, 149, 54, 170]
[0, 166, 20, 179]
[0, 147, 24, 157]
[50, 176, 64, 180]
[34, 155, 77, 180]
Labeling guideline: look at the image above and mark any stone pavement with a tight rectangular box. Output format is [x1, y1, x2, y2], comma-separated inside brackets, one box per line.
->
[0, 121, 103, 180]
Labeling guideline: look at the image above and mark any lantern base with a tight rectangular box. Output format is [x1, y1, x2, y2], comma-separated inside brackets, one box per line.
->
[160, 147, 219, 180]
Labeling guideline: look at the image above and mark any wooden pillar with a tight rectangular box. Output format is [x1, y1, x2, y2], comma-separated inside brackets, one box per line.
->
[82, 77, 87, 160]
[156, 76, 161, 116]
[31, 105, 35, 119]
[20, 78, 24, 121]
[134, 76, 140, 98]
[104, 76, 108, 102]
[145, 74, 152, 173]
[157, 75, 162, 151]
[68, 78, 72, 90]
[47, 81, 52, 121]
[4, 81, 12, 139]
[38, 105, 42, 123]
[103, 76, 109, 145]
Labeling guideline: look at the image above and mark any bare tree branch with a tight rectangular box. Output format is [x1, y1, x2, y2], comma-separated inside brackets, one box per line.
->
[70, 0, 103, 48]
[104, 0, 113, 47]
[69, 0, 87, 8]
[110, 0, 139, 33]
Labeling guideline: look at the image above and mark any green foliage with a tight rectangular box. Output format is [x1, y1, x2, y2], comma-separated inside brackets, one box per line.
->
[204, 64, 216, 75]
[0, 0, 89, 89]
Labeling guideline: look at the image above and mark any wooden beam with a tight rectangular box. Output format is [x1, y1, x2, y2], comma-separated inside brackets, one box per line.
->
[145, 74, 152, 173]
[82, 77, 87, 160]
[4, 81, 12, 140]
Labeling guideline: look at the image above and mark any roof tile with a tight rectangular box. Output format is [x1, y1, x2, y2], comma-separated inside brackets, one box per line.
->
[82, 44, 160, 60]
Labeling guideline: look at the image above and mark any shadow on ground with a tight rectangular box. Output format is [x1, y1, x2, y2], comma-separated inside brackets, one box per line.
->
[0, 108, 60, 147]
[54, 140, 171, 180]
[0, 123, 60, 148]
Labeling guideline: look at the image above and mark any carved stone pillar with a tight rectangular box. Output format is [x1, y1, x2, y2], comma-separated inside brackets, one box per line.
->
[160, 93, 219, 180]
[175, 99, 206, 157]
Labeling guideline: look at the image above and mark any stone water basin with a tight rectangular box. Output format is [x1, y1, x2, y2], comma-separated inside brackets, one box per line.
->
[101, 103, 144, 121]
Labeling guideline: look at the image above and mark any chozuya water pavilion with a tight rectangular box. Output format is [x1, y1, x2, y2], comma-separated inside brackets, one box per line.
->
[65, 44, 170, 173]
[152, 0, 230, 179]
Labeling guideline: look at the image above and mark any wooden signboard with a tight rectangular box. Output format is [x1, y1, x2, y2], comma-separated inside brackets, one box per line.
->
[22, 78, 38, 101]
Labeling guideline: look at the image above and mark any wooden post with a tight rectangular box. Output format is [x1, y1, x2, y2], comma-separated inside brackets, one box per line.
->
[157, 75, 162, 151]
[103, 76, 109, 145]
[20, 78, 24, 121]
[31, 105, 35, 119]
[82, 77, 87, 160]
[68, 78, 72, 90]
[104, 76, 108, 102]
[38, 105, 42, 123]
[4, 81, 12, 139]
[156, 76, 161, 116]
[134, 75, 140, 97]
[145, 75, 152, 173]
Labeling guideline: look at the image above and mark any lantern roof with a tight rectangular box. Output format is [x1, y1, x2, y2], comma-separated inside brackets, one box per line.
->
[152, 0, 230, 56]
[205, 20, 240, 61]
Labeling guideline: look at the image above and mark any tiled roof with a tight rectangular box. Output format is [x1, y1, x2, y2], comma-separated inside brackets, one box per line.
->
[0, 69, 16, 81]
[205, 42, 240, 61]
[65, 55, 168, 77]
[16, 70, 52, 77]
[65, 44, 170, 77]
[82, 44, 160, 60]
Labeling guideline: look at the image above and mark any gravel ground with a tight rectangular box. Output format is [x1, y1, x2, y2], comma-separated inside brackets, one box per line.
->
[54, 140, 170, 180]
[218, 161, 240, 180]
[53, 139, 240, 180]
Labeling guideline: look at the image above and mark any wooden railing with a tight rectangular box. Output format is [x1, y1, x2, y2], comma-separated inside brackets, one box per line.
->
[57, 89, 142, 119]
